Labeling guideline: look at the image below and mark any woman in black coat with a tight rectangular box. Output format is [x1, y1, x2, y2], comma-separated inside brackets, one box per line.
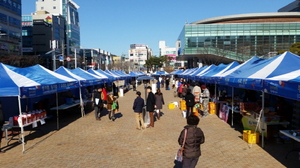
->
[155, 89, 164, 120]
[146, 86, 155, 128]
[185, 89, 195, 117]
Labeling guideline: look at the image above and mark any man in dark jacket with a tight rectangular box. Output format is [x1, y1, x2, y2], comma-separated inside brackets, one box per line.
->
[178, 115, 205, 168]
[93, 87, 103, 120]
[0, 101, 5, 153]
[185, 89, 195, 117]
[146, 86, 155, 128]
[133, 91, 145, 130]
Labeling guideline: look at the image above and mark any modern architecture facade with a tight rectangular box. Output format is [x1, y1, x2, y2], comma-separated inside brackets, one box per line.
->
[36, 0, 80, 56]
[0, 0, 22, 56]
[278, 0, 300, 12]
[177, 12, 300, 68]
[128, 44, 152, 71]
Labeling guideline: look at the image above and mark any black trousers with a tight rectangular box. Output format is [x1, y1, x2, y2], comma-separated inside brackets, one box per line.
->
[186, 106, 193, 117]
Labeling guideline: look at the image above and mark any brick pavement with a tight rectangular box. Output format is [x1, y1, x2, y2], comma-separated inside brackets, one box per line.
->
[0, 83, 297, 167]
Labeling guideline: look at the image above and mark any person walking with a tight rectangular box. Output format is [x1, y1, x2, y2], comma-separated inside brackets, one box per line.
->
[178, 115, 205, 168]
[146, 86, 155, 128]
[0, 101, 5, 153]
[185, 89, 195, 117]
[161, 78, 165, 88]
[133, 91, 145, 130]
[112, 83, 118, 97]
[192, 83, 201, 103]
[107, 93, 114, 120]
[201, 85, 210, 117]
[165, 78, 170, 90]
[154, 89, 164, 120]
[93, 87, 103, 120]
[156, 80, 161, 89]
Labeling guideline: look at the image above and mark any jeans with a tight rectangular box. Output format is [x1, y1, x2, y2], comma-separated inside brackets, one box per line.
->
[186, 106, 193, 117]
[94, 106, 102, 119]
[203, 99, 209, 116]
[135, 113, 144, 129]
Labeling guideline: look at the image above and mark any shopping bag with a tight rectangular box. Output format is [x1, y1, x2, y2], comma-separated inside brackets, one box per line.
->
[175, 148, 183, 162]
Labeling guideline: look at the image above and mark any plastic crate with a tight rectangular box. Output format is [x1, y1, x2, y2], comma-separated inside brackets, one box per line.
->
[209, 102, 216, 114]
[243, 130, 260, 144]
[180, 100, 186, 110]
[168, 103, 175, 109]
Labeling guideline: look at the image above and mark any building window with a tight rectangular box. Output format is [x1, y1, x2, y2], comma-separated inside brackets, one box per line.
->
[53, 6, 56, 9]
[41, 7, 44, 10]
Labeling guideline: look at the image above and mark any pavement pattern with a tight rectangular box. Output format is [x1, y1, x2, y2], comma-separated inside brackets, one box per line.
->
[0, 84, 299, 168]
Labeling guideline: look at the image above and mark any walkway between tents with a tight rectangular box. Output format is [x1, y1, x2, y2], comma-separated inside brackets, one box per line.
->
[1, 83, 297, 167]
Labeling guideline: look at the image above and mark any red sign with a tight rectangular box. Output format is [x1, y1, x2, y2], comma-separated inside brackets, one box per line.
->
[66, 57, 71, 62]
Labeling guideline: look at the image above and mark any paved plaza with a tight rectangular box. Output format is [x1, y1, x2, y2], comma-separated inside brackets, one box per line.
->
[0, 84, 299, 168]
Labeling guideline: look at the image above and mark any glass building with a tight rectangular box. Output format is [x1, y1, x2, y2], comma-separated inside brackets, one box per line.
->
[177, 12, 300, 67]
[0, 0, 22, 56]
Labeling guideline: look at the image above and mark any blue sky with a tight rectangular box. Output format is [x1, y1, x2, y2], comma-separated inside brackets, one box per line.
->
[22, 0, 292, 56]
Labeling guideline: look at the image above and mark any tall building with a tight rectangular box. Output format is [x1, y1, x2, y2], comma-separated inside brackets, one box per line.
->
[278, 0, 300, 12]
[159, 41, 184, 68]
[177, 12, 300, 68]
[36, 0, 80, 56]
[128, 44, 152, 71]
[0, 0, 22, 57]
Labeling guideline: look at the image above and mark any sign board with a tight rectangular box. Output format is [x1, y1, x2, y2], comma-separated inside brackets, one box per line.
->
[66, 57, 71, 62]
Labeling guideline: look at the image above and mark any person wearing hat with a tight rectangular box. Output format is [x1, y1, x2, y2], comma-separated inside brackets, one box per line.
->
[146, 86, 156, 128]
[0, 101, 5, 153]
[133, 91, 145, 130]
[201, 85, 210, 117]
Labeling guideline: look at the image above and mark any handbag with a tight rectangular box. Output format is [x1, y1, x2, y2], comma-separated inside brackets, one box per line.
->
[175, 129, 188, 162]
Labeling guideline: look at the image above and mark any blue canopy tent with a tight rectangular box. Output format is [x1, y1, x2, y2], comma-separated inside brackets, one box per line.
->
[185, 66, 207, 80]
[178, 68, 198, 78]
[200, 62, 240, 84]
[128, 71, 140, 77]
[70, 68, 105, 86]
[194, 65, 217, 81]
[105, 70, 123, 80]
[151, 71, 169, 76]
[7, 64, 80, 131]
[170, 69, 183, 75]
[86, 69, 109, 83]
[95, 69, 118, 81]
[0, 63, 41, 153]
[55, 66, 93, 118]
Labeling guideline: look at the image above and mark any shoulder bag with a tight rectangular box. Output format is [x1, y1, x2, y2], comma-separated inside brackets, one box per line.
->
[175, 129, 187, 162]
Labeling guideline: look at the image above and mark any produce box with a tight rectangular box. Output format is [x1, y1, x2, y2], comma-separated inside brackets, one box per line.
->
[243, 130, 260, 144]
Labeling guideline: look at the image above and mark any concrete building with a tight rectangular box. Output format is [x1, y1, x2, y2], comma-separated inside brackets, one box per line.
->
[22, 11, 66, 70]
[177, 12, 300, 68]
[128, 44, 152, 71]
[80, 48, 111, 70]
[0, 0, 22, 57]
[36, 0, 80, 56]
[159, 40, 185, 68]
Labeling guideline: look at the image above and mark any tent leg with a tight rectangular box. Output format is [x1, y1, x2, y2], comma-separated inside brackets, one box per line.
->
[231, 87, 234, 127]
[18, 96, 25, 154]
[79, 86, 85, 117]
[56, 93, 59, 130]
[261, 91, 265, 148]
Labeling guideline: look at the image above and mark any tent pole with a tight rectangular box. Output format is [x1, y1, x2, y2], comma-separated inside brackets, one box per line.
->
[18, 96, 25, 154]
[79, 85, 84, 117]
[231, 87, 234, 127]
[214, 82, 217, 100]
[56, 93, 59, 130]
[261, 91, 265, 148]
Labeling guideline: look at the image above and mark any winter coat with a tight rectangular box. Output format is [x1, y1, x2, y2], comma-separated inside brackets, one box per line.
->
[0, 108, 4, 125]
[93, 91, 103, 107]
[146, 92, 155, 112]
[133, 96, 144, 113]
[178, 125, 205, 158]
[192, 86, 201, 102]
[155, 93, 164, 109]
[185, 93, 195, 107]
